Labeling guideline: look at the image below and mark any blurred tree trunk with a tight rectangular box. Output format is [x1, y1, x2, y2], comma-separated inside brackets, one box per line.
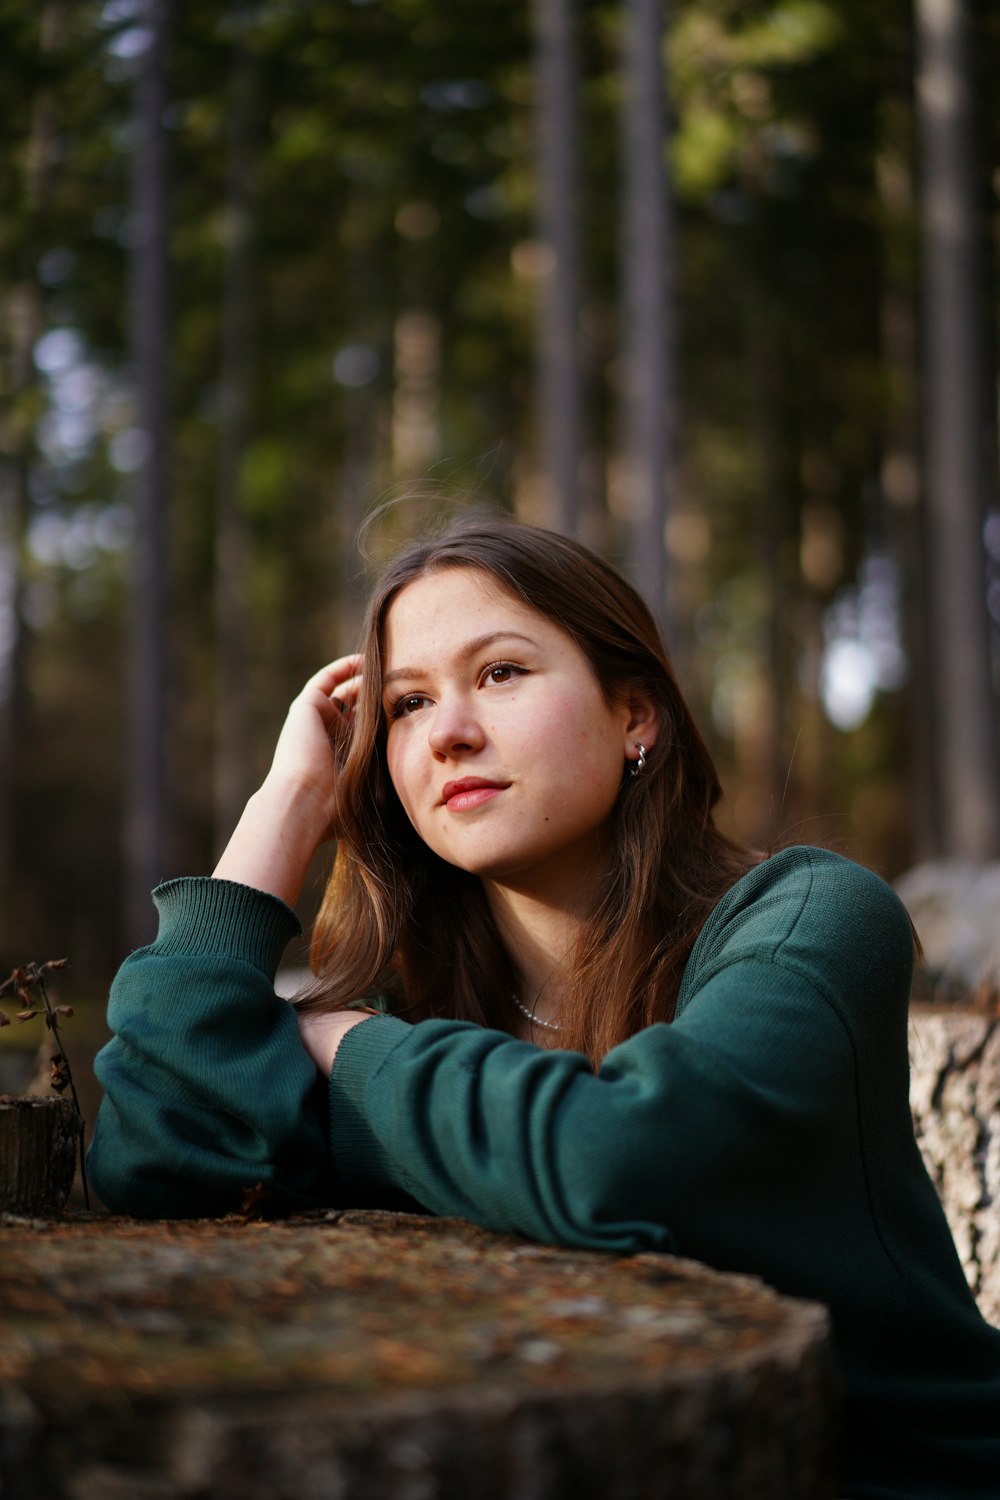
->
[334, 384, 377, 648]
[0, 298, 37, 922]
[125, 0, 172, 945]
[914, 0, 1000, 859]
[746, 288, 793, 846]
[0, 2, 67, 929]
[213, 6, 259, 854]
[332, 204, 385, 651]
[620, 0, 674, 641]
[391, 309, 441, 484]
[531, 0, 582, 537]
[876, 122, 940, 862]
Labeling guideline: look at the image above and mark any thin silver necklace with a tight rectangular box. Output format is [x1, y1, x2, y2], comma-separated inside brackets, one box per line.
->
[512, 994, 563, 1032]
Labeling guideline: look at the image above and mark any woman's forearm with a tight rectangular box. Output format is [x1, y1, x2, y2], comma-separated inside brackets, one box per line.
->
[88, 876, 333, 1218]
[212, 775, 328, 908]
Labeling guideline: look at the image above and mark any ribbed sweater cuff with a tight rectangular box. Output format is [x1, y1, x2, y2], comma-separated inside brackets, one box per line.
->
[328, 1014, 414, 1186]
[148, 876, 302, 975]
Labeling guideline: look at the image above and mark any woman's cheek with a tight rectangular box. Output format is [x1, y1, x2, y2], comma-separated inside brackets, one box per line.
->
[386, 735, 419, 821]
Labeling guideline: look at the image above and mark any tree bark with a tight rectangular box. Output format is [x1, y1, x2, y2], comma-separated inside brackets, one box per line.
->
[746, 285, 794, 844]
[124, 0, 172, 945]
[620, 0, 674, 640]
[213, 3, 259, 853]
[909, 1006, 1000, 1326]
[876, 113, 940, 864]
[0, 2, 67, 934]
[531, 0, 583, 537]
[0, 295, 37, 928]
[914, 0, 1000, 859]
[0, 1098, 80, 1217]
[391, 309, 441, 481]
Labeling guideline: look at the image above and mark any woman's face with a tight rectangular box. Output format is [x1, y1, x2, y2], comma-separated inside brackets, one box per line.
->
[381, 566, 649, 901]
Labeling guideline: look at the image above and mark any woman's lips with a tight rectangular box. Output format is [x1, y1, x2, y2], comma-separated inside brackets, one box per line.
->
[440, 778, 509, 810]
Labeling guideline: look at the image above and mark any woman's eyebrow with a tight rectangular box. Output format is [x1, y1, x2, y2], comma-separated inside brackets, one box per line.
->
[382, 631, 538, 691]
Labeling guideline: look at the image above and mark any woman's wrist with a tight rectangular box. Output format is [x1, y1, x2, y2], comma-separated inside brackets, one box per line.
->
[297, 1008, 372, 1075]
[212, 776, 330, 908]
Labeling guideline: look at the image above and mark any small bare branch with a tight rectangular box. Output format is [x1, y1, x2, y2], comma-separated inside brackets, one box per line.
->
[3, 956, 89, 1208]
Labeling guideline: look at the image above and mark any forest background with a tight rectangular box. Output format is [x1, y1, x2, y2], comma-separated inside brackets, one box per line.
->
[1, 0, 999, 1002]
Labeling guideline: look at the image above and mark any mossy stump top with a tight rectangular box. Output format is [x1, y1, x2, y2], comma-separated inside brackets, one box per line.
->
[0, 1209, 835, 1500]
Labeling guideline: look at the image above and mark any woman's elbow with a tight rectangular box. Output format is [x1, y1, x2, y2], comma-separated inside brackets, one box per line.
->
[530, 1148, 677, 1255]
[87, 1122, 225, 1219]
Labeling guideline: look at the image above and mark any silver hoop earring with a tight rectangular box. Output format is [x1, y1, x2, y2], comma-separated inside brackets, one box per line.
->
[631, 743, 647, 776]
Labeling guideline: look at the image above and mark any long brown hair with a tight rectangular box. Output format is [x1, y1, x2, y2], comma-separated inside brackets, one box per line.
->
[301, 512, 756, 1067]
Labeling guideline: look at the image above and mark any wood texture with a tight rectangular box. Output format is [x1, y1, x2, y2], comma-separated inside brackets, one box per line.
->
[0, 1096, 80, 1216]
[0, 1210, 836, 1500]
[910, 1006, 1000, 1325]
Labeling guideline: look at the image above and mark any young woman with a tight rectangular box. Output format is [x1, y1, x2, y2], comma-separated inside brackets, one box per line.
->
[90, 514, 1000, 1499]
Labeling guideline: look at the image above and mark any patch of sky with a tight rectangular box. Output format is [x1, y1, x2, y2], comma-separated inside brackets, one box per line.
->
[819, 551, 906, 731]
[106, 25, 152, 60]
[28, 504, 131, 572]
[34, 328, 84, 375]
[32, 326, 139, 481]
[34, 328, 106, 469]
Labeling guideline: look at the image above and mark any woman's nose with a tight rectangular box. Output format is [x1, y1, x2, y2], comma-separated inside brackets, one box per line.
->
[426, 695, 486, 757]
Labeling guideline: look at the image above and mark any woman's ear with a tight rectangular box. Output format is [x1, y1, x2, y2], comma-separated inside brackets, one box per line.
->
[623, 690, 660, 755]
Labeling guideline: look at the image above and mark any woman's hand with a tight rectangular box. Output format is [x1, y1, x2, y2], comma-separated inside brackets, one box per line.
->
[297, 1007, 373, 1076]
[266, 655, 364, 837]
[212, 655, 364, 907]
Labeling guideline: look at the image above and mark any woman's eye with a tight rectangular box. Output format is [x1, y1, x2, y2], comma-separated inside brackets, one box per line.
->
[391, 694, 426, 719]
[482, 662, 522, 687]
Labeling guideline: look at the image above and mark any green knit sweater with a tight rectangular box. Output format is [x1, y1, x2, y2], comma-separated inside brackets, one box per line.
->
[90, 846, 1000, 1499]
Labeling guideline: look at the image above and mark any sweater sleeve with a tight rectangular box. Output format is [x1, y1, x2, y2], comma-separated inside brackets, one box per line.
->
[88, 877, 337, 1218]
[328, 850, 916, 1280]
[328, 976, 850, 1261]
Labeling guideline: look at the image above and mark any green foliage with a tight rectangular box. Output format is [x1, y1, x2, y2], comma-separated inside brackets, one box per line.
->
[669, 0, 842, 198]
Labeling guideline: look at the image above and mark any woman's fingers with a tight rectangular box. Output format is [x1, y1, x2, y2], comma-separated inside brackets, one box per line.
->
[299, 657, 364, 724]
[331, 673, 362, 708]
[293, 657, 364, 737]
[304, 655, 364, 698]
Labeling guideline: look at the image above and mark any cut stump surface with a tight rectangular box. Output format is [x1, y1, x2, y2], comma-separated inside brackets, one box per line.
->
[0, 1209, 836, 1500]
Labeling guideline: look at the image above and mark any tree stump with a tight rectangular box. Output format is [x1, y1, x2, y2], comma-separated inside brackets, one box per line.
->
[894, 861, 1000, 1325]
[0, 1097, 80, 1216]
[0, 1210, 836, 1500]
[910, 1006, 1000, 1326]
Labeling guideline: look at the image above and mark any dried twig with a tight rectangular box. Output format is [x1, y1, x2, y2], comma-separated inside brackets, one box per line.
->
[0, 959, 89, 1208]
